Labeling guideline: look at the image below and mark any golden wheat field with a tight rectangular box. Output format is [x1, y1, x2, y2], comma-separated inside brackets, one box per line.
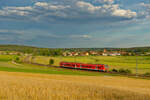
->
[0, 71, 150, 100]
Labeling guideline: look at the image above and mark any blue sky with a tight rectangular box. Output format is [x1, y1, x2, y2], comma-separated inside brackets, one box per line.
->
[0, 0, 150, 48]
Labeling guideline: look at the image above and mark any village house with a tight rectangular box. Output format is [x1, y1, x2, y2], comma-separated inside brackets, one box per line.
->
[102, 53, 108, 56]
[89, 51, 98, 55]
[80, 52, 89, 56]
[85, 52, 89, 56]
[109, 53, 121, 56]
[63, 52, 68, 56]
[102, 49, 121, 56]
[63, 52, 79, 56]
[120, 51, 128, 56]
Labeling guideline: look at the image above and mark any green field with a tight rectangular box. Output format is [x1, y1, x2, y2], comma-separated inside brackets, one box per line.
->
[1, 55, 150, 75]
[26, 55, 150, 74]
[0, 55, 111, 76]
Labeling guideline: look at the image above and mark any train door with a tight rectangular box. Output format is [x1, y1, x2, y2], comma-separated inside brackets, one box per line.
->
[95, 65, 98, 70]
[104, 64, 109, 72]
[97, 65, 100, 71]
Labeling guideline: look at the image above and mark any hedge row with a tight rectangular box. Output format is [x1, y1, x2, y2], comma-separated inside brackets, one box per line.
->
[110, 68, 132, 74]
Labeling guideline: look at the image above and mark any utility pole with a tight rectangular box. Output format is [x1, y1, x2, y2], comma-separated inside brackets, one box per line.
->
[59, 55, 63, 66]
[60, 56, 61, 62]
[75, 56, 76, 63]
[136, 54, 138, 76]
[74, 55, 77, 69]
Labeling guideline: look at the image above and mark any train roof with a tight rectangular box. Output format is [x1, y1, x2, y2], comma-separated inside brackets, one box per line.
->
[60, 62, 107, 65]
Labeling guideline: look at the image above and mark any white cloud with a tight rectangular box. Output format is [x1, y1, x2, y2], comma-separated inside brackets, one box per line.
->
[112, 9, 137, 18]
[0, 1, 137, 22]
[76, 1, 136, 18]
[95, 0, 114, 4]
[34, 2, 70, 10]
[140, 3, 150, 8]
[139, 3, 150, 18]
[4, 7, 33, 11]
[70, 34, 92, 39]
[76, 1, 102, 13]
[0, 6, 32, 16]
[34, 2, 49, 7]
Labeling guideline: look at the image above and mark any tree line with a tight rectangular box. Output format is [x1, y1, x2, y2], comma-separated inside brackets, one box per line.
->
[1, 45, 150, 56]
[0, 45, 62, 56]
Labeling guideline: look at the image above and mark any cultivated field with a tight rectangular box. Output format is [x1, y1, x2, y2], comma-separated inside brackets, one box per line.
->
[0, 55, 109, 76]
[26, 56, 150, 74]
[0, 55, 150, 100]
[0, 71, 150, 100]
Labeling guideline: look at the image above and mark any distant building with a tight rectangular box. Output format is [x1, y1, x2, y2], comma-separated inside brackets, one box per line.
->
[90, 51, 98, 55]
[80, 52, 89, 56]
[102, 53, 108, 56]
[71, 52, 79, 56]
[104, 49, 107, 53]
[109, 53, 121, 56]
[85, 52, 89, 56]
[120, 51, 128, 56]
[63, 52, 68, 56]
[63, 52, 80, 56]
[146, 52, 150, 55]
[102, 53, 121, 56]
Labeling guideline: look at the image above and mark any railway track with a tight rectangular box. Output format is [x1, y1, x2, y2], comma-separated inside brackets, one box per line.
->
[21, 61, 150, 79]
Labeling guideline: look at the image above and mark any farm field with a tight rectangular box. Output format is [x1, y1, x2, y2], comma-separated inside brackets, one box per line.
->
[0, 71, 150, 100]
[0, 55, 150, 99]
[0, 55, 110, 76]
[27, 56, 150, 74]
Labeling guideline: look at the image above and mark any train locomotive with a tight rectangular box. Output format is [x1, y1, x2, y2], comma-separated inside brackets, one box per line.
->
[60, 62, 109, 72]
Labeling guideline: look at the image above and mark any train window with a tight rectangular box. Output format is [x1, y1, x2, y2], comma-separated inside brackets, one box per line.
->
[95, 66, 97, 69]
[85, 65, 88, 68]
[90, 65, 93, 68]
[83, 65, 87, 67]
[98, 65, 101, 69]
[99, 65, 102, 69]
[105, 65, 109, 68]
[65, 64, 70, 66]
[73, 64, 76, 67]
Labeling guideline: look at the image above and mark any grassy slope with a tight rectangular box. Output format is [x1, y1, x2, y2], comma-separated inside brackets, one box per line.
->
[31, 56, 150, 74]
[0, 55, 111, 76]
[1, 55, 150, 75]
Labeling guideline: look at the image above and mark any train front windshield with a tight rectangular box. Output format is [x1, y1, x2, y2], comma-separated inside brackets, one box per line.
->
[105, 65, 109, 68]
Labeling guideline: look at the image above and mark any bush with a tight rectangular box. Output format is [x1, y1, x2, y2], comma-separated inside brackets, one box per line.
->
[119, 68, 132, 74]
[111, 68, 118, 73]
[125, 69, 132, 74]
[14, 56, 20, 63]
[143, 72, 150, 77]
[118, 68, 125, 73]
[49, 59, 54, 65]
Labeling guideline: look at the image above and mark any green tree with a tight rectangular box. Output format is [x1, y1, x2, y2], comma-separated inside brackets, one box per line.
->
[49, 59, 54, 66]
[14, 56, 20, 63]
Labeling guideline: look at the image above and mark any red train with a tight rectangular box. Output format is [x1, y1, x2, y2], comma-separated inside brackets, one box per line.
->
[60, 62, 109, 72]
